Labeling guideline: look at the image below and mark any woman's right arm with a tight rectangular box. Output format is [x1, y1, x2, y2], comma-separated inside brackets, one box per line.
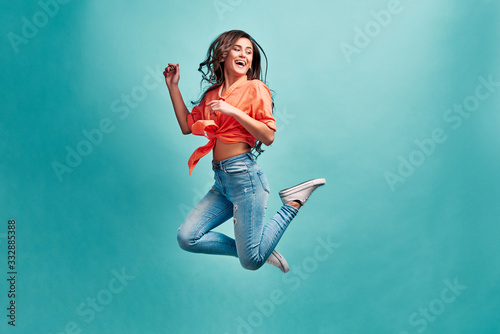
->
[163, 63, 192, 135]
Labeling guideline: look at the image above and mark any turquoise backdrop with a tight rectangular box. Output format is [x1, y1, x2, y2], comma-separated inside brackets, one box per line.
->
[1, 0, 499, 333]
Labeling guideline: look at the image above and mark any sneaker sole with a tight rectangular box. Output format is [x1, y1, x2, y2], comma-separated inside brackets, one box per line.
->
[279, 178, 326, 197]
[274, 252, 290, 273]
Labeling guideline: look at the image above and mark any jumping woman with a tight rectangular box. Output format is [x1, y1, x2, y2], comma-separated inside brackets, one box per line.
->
[163, 30, 325, 273]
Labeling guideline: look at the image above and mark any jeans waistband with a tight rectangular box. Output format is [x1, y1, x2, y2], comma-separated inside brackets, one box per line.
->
[212, 152, 254, 171]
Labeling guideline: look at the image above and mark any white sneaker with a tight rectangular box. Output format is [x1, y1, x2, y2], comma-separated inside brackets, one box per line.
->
[266, 250, 290, 273]
[279, 178, 326, 206]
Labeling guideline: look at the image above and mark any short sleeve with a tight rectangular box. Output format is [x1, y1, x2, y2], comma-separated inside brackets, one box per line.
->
[187, 99, 205, 131]
[251, 82, 277, 131]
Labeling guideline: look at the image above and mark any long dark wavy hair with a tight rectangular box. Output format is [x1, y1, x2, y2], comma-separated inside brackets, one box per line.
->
[192, 30, 273, 158]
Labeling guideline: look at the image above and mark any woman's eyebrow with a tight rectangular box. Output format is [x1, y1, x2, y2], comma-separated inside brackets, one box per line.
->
[234, 44, 253, 50]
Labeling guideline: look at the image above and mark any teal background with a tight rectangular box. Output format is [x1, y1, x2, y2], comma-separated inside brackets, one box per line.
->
[1, 0, 500, 333]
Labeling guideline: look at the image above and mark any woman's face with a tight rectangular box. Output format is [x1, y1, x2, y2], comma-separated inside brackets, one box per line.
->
[222, 37, 253, 78]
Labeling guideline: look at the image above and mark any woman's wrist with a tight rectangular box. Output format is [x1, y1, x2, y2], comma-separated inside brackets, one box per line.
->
[167, 82, 179, 91]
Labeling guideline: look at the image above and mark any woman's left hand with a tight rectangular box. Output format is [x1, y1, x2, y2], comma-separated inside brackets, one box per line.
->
[207, 100, 239, 117]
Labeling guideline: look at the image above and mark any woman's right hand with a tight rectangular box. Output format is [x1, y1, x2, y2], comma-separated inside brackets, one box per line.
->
[163, 63, 180, 88]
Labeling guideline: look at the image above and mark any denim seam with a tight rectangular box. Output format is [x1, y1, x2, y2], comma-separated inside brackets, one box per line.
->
[202, 239, 237, 251]
[262, 206, 297, 259]
[250, 171, 262, 262]
[215, 170, 226, 194]
[257, 170, 270, 194]
[264, 225, 284, 259]
[193, 203, 233, 242]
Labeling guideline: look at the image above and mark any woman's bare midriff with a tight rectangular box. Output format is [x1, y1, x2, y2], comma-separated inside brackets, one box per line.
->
[213, 139, 251, 161]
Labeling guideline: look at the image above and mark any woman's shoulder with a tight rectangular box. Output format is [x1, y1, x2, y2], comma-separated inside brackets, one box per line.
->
[246, 79, 271, 96]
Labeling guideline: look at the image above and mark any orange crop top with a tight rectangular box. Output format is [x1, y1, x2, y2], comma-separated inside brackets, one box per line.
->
[187, 76, 277, 174]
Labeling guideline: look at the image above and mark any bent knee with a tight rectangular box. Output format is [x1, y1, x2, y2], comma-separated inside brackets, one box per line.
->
[239, 257, 264, 271]
[177, 228, 195, 251]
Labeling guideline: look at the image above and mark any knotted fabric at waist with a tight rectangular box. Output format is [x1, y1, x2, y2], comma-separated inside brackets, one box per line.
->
[187, 120, 218, 175]
[187, 120, 257, 175]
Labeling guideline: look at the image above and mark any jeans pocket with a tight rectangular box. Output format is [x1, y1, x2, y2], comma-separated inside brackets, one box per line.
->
[257, 170, 270, 193]
[224, 161, 249, 174]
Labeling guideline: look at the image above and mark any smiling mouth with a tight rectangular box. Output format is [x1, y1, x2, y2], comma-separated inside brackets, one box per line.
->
[235, 60, 246, 68]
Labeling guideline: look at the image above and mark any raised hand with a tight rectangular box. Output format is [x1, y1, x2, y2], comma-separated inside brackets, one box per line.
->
[163, 63, 180, 87]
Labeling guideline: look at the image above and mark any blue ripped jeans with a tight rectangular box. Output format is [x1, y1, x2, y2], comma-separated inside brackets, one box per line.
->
[177, 153, 299, 270]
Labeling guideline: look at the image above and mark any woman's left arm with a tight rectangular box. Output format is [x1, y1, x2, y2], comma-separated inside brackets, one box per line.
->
[207, 100, 275, 146]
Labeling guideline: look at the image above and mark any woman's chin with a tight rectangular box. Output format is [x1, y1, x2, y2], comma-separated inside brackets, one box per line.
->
[227, 67, 248, 77]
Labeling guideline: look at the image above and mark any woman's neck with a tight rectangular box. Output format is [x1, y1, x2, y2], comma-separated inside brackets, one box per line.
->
[223, 72, 246, 94]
